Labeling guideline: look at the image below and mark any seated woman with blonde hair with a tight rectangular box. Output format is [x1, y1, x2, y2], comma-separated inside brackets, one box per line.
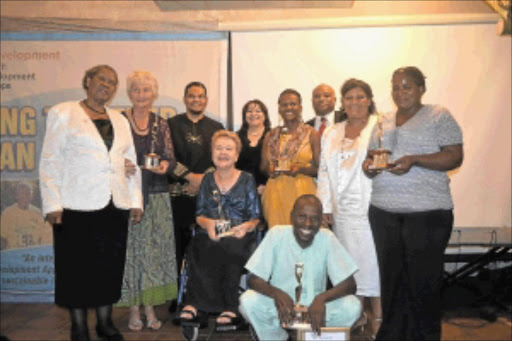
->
[179, 130, 260, 326]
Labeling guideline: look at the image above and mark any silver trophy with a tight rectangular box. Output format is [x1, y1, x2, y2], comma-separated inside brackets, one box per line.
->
[143, 120, 160, 169]
[285, 263, 309, 328]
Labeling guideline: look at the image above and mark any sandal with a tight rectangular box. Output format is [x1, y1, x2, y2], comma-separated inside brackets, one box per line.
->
[146, 319, 162, 331]
[179, 306, 198, 323]
[144, 306, 162, 331]
[128, 319, 143, 332]
[128, 307, 143, 332]
[216, 311, 241, 326]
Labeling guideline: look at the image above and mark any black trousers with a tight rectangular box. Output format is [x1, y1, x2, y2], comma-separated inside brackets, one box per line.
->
[171, 195, 196, 276]
[369, 205, 453, 341]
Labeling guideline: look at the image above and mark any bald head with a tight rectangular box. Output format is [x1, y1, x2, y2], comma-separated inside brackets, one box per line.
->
[292, 194, 323, 215]
[312, 84, 336, 117]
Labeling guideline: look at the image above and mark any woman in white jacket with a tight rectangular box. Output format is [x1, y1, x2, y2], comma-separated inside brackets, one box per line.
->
[317, 78, 382, 338]
[39, 64, 143, 341]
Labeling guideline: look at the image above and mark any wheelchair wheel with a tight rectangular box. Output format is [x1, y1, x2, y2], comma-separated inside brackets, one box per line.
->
[181, 324, 199, 341]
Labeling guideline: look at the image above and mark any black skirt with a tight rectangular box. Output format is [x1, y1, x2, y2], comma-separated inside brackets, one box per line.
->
[53, 201, 129, 308]
[184, 230, 255, 313]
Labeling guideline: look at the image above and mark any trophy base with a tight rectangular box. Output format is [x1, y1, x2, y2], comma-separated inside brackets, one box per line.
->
[283, 305, 309, 330]
[273, 170, 291, 176]
[144, 153, 161, 170]
[370, 149, 394, 170]
[284, 322, 311, 330]
[217, 230, 236, 239]
[369, 162, 396, 171]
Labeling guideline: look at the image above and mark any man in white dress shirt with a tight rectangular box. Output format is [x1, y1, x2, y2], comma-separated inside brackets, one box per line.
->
[306, 84, 345, 136]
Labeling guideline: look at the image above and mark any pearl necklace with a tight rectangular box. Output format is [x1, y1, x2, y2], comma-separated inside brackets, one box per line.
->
[130, 109, 149, 132]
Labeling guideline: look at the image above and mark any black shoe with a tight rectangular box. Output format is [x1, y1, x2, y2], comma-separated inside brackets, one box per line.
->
[71, 327, 91, 341]
[95, 324, 123, 341]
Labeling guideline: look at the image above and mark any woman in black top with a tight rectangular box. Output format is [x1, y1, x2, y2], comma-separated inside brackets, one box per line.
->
[236, 99, 271, 195]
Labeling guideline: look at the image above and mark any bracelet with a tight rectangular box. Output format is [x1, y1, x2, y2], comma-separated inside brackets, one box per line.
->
[173, 162, 190, 179]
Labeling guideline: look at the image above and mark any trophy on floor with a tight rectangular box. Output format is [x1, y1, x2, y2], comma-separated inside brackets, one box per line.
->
[274, 126, 292, 173]
[369, 114, 394, 170]
[143, 120, 161, 169]
[285, 263, 310, 329]
[212, 190, 232, 238]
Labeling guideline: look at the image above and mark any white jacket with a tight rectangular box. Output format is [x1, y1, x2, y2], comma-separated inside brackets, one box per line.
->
[39, 101, 143, 215]
[317, 114, 378, 217]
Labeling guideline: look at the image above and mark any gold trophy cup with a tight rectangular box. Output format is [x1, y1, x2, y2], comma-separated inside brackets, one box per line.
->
[369, 149, 393, 170]
[369, 114, 395, 170]
[274, 126, 292, 173]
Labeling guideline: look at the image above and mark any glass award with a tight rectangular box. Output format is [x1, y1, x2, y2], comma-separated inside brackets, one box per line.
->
[212, 190, 233, 238]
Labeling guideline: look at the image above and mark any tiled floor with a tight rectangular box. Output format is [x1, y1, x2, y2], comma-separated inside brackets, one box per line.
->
[0, 302, 511, 340]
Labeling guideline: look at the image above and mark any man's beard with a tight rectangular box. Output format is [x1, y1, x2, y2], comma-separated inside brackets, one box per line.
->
[189, 109, 203, 116]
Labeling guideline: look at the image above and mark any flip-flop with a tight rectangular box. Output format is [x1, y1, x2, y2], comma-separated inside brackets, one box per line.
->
[146, 319, 162, 330]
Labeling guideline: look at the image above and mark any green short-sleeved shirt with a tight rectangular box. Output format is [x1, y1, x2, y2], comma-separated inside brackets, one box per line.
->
[245, 226, 358, 306]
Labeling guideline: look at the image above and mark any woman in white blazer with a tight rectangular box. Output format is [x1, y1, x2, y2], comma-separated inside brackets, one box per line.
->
[39, 65, 143, 341]
[317, 78, 382, 338]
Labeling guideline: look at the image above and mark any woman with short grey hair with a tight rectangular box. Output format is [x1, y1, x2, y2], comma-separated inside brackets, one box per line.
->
[116, 70, 178, 332]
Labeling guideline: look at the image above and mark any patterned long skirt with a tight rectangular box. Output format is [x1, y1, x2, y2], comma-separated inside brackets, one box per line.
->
[116, 192, 178, 307]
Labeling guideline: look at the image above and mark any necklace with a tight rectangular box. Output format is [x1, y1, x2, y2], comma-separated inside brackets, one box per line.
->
[82, 100, 106, 115]
[340, 136, 357, 165]
[186, 122, 202, 145]
[130, 108, 149, 132]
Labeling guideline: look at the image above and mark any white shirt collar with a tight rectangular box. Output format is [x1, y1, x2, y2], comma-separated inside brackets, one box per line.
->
[313, 110, 335, 131]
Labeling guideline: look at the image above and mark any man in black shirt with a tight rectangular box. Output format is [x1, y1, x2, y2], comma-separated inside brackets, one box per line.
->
[168, 82, 223, 300]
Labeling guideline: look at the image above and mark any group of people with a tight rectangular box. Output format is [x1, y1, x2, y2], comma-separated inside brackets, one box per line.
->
[38, 64, 463, 341]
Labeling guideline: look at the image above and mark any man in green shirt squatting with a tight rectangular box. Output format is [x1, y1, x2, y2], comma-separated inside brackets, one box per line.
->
[240, 194, 361, 340]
